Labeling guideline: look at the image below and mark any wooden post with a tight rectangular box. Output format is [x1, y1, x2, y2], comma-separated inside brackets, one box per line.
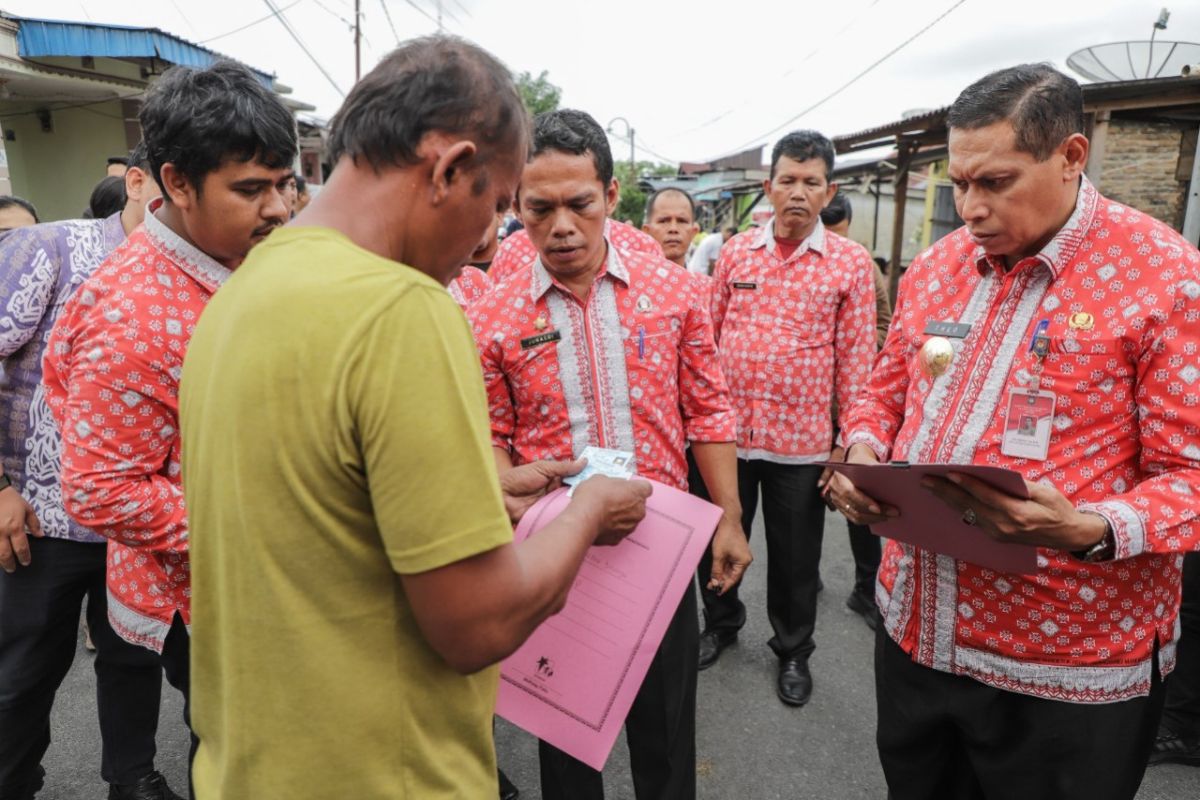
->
[887, 142, 913, 305]
[1086, 110, 1111, 190]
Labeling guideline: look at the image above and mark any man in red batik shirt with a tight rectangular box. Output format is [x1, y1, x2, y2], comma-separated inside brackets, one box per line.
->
[470, 109, 751, 800]
[828, 64, 1200, 800]
[697, 130, 877, 710]
[42, 62, 297, 789]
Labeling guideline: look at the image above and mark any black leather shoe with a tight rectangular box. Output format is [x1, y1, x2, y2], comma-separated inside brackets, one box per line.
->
[846, 587, 879, 631]
[698, 628, 737, 671]
[498, 767, 520, 800]
[777, 657, 813, 706]
[1149, 725, 1200, 767]
[107, 771, 184, 800]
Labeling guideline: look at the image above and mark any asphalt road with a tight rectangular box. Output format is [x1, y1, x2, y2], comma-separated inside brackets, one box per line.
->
[37, 510, 1200, 799]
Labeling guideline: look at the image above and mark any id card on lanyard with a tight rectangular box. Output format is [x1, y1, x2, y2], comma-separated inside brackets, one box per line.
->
[1001, 319, 1055, 461]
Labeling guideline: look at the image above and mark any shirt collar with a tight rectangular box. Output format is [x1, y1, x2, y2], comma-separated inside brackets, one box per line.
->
[973, 175, 1100, 280]
[143, 197, 233, 293]
[750, 217, 827, 258]
[530, 237, 630, 302]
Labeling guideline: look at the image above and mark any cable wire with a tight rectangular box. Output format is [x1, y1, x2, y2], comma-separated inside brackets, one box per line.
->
[199, 0, 304, 43]
[380, 0, 402, 44]
[261, 0, 346, 96]
[720, 0, 967, 157]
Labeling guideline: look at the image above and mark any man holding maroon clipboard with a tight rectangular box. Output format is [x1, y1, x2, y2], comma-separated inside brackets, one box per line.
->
[827, 63, 1200, 800]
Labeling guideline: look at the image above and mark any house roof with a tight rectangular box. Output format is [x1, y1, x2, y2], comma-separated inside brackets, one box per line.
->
[3, 13, 275, 88]
[832, 75, 1200, 154]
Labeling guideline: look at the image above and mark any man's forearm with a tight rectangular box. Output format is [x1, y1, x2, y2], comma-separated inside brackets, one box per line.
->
[690, 441, 741, 520]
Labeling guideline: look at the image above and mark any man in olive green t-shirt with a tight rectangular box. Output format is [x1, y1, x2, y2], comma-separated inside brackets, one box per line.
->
[180, 38, 651, 800]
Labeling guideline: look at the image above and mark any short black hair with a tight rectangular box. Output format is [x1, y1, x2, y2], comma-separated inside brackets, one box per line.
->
[0, 195, 38, 223]
[820, 191, 852, 226]
[328, 35, 527, 171]
[295, 175, 307, 194]
[770, 130, 835, 180]
[127, 141, 150, 172]
[140, 60, 297, 198]
[530, 109, 613, 187]
[87, 175, 127, 219]
[644, 187, 695, 222]
[106, 156, 128, 166]
[947, 63, 1084, 161]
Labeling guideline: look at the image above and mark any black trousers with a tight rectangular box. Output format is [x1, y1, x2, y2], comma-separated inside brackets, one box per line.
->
[0, 537, 163, 794]
[876, 628, 1165, 800]
[1163, 551, 1200, 738]
[158, 613, 194, 797]
[538, 585, 698, 800]
[695, 459, 825, 660]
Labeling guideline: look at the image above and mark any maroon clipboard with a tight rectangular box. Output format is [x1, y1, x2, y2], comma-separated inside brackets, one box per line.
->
[820, 462, 1038, 574]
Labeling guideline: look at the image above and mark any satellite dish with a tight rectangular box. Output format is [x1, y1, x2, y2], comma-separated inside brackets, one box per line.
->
[1067, 41, 1200, 82]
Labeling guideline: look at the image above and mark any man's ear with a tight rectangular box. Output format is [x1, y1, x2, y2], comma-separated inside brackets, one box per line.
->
[430, 140, 479, 206]
[1060, 133, 1089, 182]
[605, 178, 620, 217]
[158, 163, 195, 209]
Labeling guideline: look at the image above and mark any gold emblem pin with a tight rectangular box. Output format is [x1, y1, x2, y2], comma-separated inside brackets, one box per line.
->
[534, 316, 548, 331]
[1069, 312, 1094, 331]
[919, 336, 955, 378]
[636, 295, 653, 313]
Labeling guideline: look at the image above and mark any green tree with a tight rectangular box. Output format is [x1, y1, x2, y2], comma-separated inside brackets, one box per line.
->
[514, 70, 561, 117]
[612, 160, 676, 227]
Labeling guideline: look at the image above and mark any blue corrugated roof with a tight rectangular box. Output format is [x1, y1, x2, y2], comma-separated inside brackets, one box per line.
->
[6, 14, 274, 88]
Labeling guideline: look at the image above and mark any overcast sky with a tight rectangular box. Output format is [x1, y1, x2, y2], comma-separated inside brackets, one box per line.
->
[9, 0, 1199, 164]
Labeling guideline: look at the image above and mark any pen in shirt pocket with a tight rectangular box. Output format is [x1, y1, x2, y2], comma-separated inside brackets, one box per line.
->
[637, 325, 645, 360]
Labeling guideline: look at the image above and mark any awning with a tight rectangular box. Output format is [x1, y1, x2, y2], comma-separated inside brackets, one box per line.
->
[5, 14, 275, 89]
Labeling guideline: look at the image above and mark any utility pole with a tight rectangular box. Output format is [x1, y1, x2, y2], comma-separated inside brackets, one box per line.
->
[606, 116, 636, 176]
[437, 0, 443, 31]
[354, 0, 362, 81]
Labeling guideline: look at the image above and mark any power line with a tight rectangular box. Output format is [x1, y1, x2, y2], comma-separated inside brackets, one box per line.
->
[198, 0, 304, 43]
[449, 0, 472, 18]
[607, 131, 678, 167]
[661, 0, 886, 144]
[379, 0, 401, 44]
[261, 0, 346, 96]
[721, 0, 967, 157]
[402, 0, 445, 30]
[312, 0, 356, 28]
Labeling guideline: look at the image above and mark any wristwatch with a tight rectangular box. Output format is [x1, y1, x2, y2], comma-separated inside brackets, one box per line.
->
[0, 473, 12, 493]
[1072, 512, 1115, 563]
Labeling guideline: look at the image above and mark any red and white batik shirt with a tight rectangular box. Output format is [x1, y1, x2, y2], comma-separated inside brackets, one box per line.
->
[841, 178, 1200, 702]
[469, 242, 734, 491]
[43, 204, 231, 652]
[489, 218, 664, 286]
[448, 265, 491, 309]
[711, 219, 877, 463]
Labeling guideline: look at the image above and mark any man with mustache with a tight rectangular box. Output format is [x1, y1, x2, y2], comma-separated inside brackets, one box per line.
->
[830, 64, 1200, 799]
[697, 130, 877, 709]
[41, 60, 296, 785]
[641, 188, 700, 272]
[470, 109, 751, 800]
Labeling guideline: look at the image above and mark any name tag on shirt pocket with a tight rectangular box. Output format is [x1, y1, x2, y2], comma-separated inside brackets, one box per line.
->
[520, 330, 562, 350]
[732, 281, 758, 290]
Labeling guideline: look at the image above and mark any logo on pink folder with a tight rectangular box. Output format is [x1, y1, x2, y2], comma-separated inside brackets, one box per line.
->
[536, 657, 555, 679]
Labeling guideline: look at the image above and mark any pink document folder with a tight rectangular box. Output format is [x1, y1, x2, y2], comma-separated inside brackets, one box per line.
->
[820, 462, 1038, 574]
[496, 480, 722, 771]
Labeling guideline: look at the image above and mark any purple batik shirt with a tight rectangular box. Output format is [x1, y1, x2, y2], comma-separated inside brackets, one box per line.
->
[0, 212, 126, 543]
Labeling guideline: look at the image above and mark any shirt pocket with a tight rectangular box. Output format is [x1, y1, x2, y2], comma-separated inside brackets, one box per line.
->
[507, 338, 562, 410]
[627, 316, 682, 398]
[1040, 336, 1136, 395]
[774, 285, 839, 351]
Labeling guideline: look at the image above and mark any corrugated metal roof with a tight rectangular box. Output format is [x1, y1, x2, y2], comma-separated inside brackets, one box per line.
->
[5, 14, 274, 88]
